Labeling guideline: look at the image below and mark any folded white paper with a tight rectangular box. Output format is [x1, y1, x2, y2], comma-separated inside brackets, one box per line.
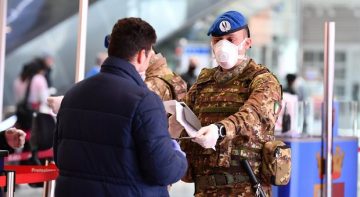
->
[163, 100, 201, 137]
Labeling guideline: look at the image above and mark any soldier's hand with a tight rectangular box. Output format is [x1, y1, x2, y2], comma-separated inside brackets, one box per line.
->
[5, 128, 26, 149]
[47, 95, 64, 114]
[168, 115, 184, 138]
[193, 124, 219, 150]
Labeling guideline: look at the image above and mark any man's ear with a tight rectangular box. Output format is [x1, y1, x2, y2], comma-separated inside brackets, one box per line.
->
[244, 38, 252, 49]
[136, 49, 146, 64]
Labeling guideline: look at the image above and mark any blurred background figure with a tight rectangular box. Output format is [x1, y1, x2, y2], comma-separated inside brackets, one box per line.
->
[23, 58, 50, 113]
[283, 73, 307, 101]
[13, 58, 50, 115]
[13, 58, 51, 156]
[13, 63, 32, 105]
[40, 53, 55, 92]
[283, 73, 297, 95]
[180, 57, 198, 90]
[85, 52, 108, 78]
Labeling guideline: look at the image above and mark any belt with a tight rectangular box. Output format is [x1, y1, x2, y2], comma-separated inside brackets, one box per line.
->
[195, 173, 249, 191]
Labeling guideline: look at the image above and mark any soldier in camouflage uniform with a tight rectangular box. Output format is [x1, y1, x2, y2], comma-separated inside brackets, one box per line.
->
[178, 11, 282, 196]
[145, 52, 187, 101]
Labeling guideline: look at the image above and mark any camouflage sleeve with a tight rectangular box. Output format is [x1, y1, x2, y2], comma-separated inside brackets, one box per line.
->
[219, 73, 282, 142]
[145, 78, 173, 101]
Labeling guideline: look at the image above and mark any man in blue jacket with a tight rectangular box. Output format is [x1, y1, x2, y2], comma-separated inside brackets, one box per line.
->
[53, 17, 188, 197]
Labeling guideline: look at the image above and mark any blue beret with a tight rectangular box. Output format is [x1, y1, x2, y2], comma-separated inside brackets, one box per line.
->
[207, 11, 249, 37]
[104, 34, 110, 48]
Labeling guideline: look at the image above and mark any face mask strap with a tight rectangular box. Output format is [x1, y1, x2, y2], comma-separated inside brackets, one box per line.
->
[238, 38, 249, 60]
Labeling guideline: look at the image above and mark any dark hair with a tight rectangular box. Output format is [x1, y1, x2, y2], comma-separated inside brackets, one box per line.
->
[286, 74, 297, 85]
[108, 17, 157, 61]
[19, 58, 48, 82]
[245, 26, 250, 38]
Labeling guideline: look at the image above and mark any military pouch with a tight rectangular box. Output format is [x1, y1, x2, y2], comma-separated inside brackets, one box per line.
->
[262, 140, 291, 186]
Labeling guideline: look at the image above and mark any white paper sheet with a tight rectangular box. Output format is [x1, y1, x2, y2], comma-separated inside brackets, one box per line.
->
[163, 100, 201, 137]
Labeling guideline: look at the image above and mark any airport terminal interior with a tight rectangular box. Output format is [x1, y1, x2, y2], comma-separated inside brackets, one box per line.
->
[1, 0, 360, 196]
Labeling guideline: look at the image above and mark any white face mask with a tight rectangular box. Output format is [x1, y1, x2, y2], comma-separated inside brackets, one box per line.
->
[213, 39, 247, 70]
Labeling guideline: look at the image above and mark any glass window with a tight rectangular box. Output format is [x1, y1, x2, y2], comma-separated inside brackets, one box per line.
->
[304, 51, 314, 62]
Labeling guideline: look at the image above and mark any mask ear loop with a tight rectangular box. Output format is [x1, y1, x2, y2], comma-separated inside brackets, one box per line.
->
[210, 41, 216, 59]
[210, 41, 220, 67]
[238, 38, 249, 60]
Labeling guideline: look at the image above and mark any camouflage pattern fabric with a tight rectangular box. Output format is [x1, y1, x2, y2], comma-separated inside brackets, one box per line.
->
[193, 185, 272, 197]
[180, 58, 282, 196]
[154, 74, 187, 101]
[145, 55, 187, 101]
[262, 140, 291, 185]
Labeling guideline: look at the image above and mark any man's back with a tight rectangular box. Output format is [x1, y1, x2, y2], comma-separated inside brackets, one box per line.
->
[54, 57, 187, 197]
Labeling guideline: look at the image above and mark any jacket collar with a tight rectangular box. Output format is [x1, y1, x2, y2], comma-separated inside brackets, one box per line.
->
[100, 56, 146, 87]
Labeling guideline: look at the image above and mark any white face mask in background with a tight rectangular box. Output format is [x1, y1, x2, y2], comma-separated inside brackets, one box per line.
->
[213, 39, 247, 70]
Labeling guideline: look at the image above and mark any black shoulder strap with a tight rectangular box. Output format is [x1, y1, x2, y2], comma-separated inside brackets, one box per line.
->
[23, 77, 33, 103]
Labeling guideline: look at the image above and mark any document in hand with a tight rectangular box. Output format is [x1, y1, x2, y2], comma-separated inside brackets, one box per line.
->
[163, 100, 201, 137]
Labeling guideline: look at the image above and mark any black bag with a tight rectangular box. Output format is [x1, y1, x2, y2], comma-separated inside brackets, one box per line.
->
[30, 112, 56, 151]
[15, 101, 34, 130]
[281, 104, 291, 133]
[15, 78, 34, 130]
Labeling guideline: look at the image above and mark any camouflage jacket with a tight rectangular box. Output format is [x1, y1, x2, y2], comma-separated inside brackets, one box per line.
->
[145, 56, 187, 101]
[181, 59, 282, 196]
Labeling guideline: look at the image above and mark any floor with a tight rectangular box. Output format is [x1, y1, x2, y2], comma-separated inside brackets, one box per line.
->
[10, 165, 360, 197]
[12, 181, 195, 197]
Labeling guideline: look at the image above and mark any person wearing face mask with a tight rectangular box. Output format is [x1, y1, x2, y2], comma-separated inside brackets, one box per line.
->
[53, 17, 187, 197]
[181, 57, 199, 90]
[173, 11, 282, 196]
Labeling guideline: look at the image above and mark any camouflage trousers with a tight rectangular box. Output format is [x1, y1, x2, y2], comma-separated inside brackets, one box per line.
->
[194, 183, 272, 197]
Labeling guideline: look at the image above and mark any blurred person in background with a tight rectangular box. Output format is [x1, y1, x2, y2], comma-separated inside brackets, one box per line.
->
[53, 17, 187, 197]
[180, 57, 198, 90]
[25, 58, 51, 113]
[14, 59, 50, 129]
[85, 52, 108, 78]
[284, 73, 307, 101]
[13, 63, 32, 104]
[283, 73, 297, 95]
[40, 53, 55, 88]
[13, 58, 50, 156]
